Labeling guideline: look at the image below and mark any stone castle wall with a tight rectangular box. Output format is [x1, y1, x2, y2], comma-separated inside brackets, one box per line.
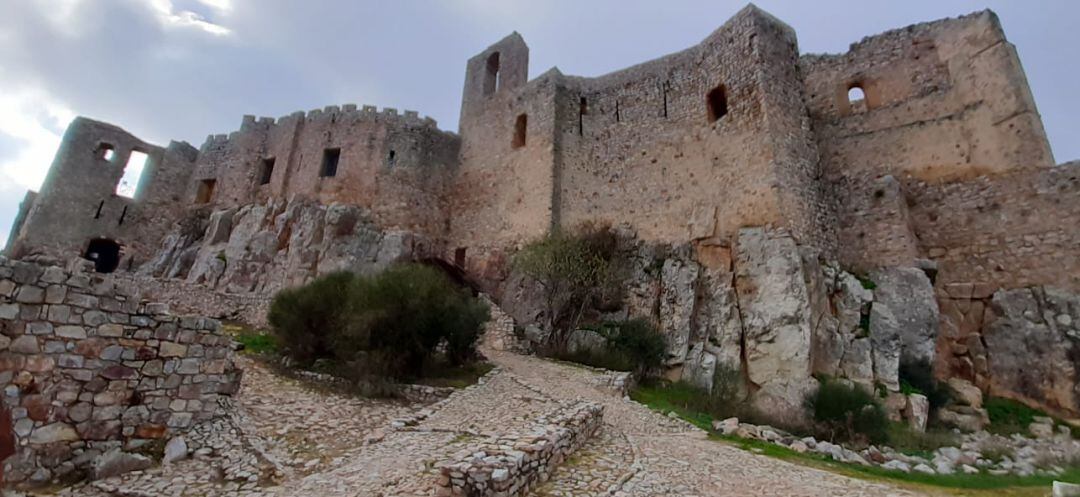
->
[0, 258, 241, 486]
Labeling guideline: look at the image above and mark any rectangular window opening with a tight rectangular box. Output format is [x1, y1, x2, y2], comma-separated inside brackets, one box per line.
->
[579, 97, 587, 136]
[454, 247, 467, 267]
[116, 150, 149, 198]
[483, 52, 501, 96]
[195, 179, 216, 204]
[512, 114, 527, 149]
[259, 157, 275, 185]
[707, 85, 728, 123]
[320, 148, 341, 177]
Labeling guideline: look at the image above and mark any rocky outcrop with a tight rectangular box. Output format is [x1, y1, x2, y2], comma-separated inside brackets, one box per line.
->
[734, 228, 815, 416]
[141, 198, 439, 296]
[870, 267, 939, 367]
[983, 287, 1080, 417]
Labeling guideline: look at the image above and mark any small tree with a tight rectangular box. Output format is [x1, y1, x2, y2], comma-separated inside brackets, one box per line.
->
[268, 271, 356, 366]
[513, 225, 621, 351]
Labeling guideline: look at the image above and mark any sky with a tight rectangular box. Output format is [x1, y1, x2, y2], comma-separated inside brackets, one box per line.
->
[1, 0, 1077, 247]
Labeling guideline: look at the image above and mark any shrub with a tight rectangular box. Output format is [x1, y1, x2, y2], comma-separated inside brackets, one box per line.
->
[333, 264, 490, 378]
[806, 379, 888, 446]
[268, 271, 356, 366]
[268, 264, 489, 383]
[513, 224, 623, 351]
[898, 360, 950, 409]
[886, 423, 959, 457]
[550, 318, 666, 378]
[603, 319, 667, 377]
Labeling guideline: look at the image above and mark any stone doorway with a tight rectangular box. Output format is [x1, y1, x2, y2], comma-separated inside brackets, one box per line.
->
[84, 238, 122, 273]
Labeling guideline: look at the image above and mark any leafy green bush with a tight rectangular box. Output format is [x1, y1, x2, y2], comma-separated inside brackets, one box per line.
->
[268, 264, 489, 383]
[268, 271, 356, 365]
[898, 360, 950, 409]
[886, 423, 959, 458]
[984, 396, 1048, 435]
[806, 379, 888, 446]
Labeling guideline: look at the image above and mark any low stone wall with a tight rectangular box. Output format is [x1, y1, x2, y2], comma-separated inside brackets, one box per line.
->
[435, 401, 603, 497]
[0, 258, 241, 487]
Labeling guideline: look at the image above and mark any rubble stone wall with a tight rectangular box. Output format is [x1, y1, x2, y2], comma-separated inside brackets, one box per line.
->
[435, 401, 603, 497]
[0, 258, 241, 486]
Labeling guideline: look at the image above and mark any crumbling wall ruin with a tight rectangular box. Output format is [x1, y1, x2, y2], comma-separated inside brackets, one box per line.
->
[0, 257, 241, 486]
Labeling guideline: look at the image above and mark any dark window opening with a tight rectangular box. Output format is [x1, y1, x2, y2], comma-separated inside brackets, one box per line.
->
[579, 97, 588, 136]
[94, 200, 104, 219]
[615, 100, 621, 123]
[259, 157, 275, 185]
[707, 85, 728, 122]
[195, 179, 216, 204]
[95, 143, 116, 162]
[512, 114, 527, 149]
[454, 247, 467, 267]
[483, 52, 501, 96]
[387, 149, 396, 166]
[320, 148, 341, 177]
[84, 238, 122, 274]
[118, 206, 128, 225]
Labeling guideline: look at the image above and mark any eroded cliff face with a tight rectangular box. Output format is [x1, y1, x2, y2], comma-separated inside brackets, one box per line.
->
[139, 198, 441, 295]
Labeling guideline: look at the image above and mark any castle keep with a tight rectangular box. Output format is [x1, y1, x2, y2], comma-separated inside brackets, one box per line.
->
[3, 5, 1080, 479]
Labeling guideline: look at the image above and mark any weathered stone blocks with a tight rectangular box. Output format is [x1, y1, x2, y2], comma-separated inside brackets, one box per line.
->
[0, 257, 241, 487]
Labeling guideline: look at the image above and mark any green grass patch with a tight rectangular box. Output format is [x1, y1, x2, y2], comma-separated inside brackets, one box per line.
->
[631, 383, 1080, 494]
[221, 322, 278, 355]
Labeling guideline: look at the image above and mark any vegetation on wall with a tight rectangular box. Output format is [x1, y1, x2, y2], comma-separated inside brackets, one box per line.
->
[555, 318, 667, 378]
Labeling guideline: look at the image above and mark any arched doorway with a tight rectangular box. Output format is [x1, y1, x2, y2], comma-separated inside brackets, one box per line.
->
[84, 238, 122, 273]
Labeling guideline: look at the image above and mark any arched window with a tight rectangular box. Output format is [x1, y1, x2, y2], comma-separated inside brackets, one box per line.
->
[483, 52, 501, 96]
[95, 143, 116, 161]
[848, 85, 866, 104]
[707, 85, 728, 122]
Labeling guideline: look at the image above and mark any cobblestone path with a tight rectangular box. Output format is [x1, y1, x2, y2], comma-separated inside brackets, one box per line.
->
[56, 343, 924, 497]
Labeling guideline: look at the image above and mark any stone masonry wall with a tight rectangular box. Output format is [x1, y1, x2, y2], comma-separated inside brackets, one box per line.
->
[0, 258, 241, 486]
[435, 401, 603, 497]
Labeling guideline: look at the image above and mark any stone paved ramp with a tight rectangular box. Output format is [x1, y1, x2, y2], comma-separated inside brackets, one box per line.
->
[59, 350, 923, 497]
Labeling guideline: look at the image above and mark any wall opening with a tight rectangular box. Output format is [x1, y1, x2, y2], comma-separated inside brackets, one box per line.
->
[847, 85, 866, 104]
[483, 52, 501, 96]
[512, 114, 527, 149]
[259, 157, 275, 185]
[707, 85, 728, 122]
[195, 179, 216, 204]
[118, 205, 128, 225]
[579, 97, 588, 136]
[662, 81, 670, 118]
[615, 100, 621, 123]
[94, 200, 104, 219]
[116, 150, 149, 198]
[454, 247, 467, 267]
[320, 148, 340, 177]
[84, 238, 122, 273]
[95, 143, 116, 162]
[387, 149, 396, 167]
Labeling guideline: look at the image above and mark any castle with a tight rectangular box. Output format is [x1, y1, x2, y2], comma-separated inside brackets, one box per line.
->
[4, 5, 1079, 420]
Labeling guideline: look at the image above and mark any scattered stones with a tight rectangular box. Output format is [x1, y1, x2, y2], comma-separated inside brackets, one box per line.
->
[164, 435, 189, 464]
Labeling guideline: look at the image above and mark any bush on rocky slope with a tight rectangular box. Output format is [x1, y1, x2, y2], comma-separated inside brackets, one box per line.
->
[268, 264, 489, 385]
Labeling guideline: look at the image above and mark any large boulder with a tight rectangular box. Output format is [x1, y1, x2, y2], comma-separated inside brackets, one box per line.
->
[982, 287, 1080, 417]
[869, 303, 901, 391]
[658, 257, 700, 364]
[734, 228, 814, 414]
[869, 267, 939, 367]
